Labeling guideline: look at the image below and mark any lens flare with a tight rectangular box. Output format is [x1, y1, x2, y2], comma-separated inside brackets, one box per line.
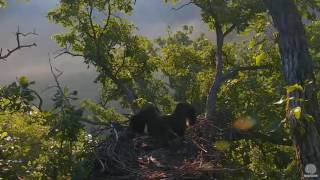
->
[232, 116, 256, 131]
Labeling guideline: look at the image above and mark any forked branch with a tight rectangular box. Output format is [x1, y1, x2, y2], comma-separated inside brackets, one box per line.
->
[54, 44, 84, 59]
[0, 27, 37, 61]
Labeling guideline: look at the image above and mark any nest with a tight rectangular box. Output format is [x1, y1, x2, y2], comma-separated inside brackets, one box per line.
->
[90, 118, 227, 180]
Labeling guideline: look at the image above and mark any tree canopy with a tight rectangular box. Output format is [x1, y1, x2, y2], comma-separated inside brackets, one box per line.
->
[1, 0, 320, 179]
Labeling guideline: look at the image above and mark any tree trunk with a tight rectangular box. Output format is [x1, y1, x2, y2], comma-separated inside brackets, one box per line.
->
[206, 22, 224, 121]
[264, 0, 320, 178]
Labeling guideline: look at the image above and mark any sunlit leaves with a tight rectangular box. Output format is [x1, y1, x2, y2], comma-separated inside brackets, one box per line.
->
[19, 76, 29, 87]
[0, 112, 50, 178]
[255, 52, 267, 65]
[156, 27, 214, 112]
[0, 131, 8, 139]
[193, 0, 265, 34]
[0, 77, 37, 112]
[49, 0, 167, 110]
[292, 106, 302, 120]
[286, 84, 304, 94]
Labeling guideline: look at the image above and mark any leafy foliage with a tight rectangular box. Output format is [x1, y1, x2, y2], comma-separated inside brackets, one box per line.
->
[81, 99, 127, 123]
[194, 0, 266, 32]
[0, 77, 93, 179]
[0, 76, 41, 112]
[48, 0, 170, 111]
[155, 26, 215, 113]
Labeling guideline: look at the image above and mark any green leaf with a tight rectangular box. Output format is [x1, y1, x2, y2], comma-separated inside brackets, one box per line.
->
[19, 76, 29, 86]
[1, 131, 8, 139]
[255, 52, 267, 65]
[292, 106, 302, 120]
[286, 84, 304, 93]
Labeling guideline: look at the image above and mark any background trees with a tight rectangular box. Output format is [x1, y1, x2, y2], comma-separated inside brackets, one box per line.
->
[1, 0, 320, 179]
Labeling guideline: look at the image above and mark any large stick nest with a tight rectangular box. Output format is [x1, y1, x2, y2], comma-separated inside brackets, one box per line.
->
[90, 117, 228, 179]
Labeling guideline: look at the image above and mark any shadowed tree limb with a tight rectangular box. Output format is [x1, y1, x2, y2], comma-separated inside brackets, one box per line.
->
[222, 64, 272, 81]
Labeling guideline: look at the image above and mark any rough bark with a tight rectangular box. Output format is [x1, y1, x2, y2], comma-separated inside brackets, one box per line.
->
[264, 0, 320, 178]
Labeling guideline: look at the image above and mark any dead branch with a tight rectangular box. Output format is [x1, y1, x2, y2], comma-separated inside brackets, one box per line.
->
[0, 27, 37, 61]
[48, 55, 72, 108]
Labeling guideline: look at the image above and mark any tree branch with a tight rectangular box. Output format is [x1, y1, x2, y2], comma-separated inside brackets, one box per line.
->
[54, 45, 84, 59]
[29, 89, 43, 111]
[171, 1, 194, 11]
[223, 23, 236, 37]
[48, 56, 71, 107]
[222, 64, 272, 81]
[102, 0, 112, 32]
[0, 28, 37, 61]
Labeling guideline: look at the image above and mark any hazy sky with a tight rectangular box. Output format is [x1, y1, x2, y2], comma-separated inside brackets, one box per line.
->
[0, 0, 212, 108]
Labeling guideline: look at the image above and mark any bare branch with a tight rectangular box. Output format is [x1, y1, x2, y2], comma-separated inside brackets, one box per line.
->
[54, 45, 84, 59]
[171, 1, 194, 11]
[48, 55, 71, 107]
[0, 28, 37, 61]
